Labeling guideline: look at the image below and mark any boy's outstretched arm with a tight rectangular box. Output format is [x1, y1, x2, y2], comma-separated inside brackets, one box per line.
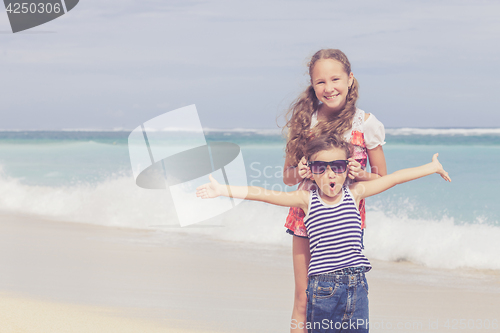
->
[351, 153, 451, 201]
[196, 174, 309, 211]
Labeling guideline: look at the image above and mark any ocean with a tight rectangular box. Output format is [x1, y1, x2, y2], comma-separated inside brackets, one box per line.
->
[0, 128, 499, 271]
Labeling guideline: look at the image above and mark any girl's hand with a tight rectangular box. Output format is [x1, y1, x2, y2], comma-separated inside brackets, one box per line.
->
[196, 174, 222, 199]
[298, 157, 311, 179]
[432, 153, 452, 182]
[348, 158, 362, 180]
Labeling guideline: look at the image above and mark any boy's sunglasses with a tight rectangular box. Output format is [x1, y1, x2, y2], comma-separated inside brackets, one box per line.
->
[307, 160, 349, 174]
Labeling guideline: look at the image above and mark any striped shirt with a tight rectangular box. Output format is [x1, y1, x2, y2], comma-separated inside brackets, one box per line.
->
[304, 187, 372, 276]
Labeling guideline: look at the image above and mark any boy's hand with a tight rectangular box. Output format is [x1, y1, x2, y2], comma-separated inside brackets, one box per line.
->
[298, 157, 312, 179]
[196, 174, 222, 199]
[348, 158, 362, 180]
[432, 153, 452, 182]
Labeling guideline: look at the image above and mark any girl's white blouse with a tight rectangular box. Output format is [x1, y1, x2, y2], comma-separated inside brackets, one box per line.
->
[310, 108, 386, 150]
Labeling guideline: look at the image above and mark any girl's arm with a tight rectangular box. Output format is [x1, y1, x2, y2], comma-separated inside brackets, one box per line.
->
[367, 145, 387, 177]
[347, 146, 387, 181]
[350, 112, 388, 181]
[350, 153, 451, 202]
[197, 174, 310, 211]
[283, 155, 310, 186]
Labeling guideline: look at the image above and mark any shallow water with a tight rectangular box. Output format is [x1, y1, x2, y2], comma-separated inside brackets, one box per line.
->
[0, 128, 498, 270]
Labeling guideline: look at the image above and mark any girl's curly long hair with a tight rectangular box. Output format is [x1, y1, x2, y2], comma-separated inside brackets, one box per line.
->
[304, 134, 353, 163]
[284, 49, 359, 166]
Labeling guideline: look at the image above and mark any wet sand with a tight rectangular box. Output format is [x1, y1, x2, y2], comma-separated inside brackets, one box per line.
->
[0, 213, 498, 332]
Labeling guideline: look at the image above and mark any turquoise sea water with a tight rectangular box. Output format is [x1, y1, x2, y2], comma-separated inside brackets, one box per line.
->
[0, 129, 499, 270]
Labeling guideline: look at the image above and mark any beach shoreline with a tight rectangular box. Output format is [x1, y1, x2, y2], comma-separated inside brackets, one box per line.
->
[1, 212, 499, 332]
[0, 291, 213, 333]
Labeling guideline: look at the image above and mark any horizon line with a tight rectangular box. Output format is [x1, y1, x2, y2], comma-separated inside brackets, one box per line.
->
[1, 126, 500, 132]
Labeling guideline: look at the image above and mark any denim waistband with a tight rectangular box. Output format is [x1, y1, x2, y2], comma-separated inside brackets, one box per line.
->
[309, 266, 366, 283]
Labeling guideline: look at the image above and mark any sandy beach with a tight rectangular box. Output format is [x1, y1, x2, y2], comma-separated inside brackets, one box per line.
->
[1, 212, 499, 333]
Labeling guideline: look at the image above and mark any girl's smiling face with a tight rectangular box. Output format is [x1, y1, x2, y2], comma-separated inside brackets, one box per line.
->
[311, 59, 353, 114]
[309, 147, 348, 203]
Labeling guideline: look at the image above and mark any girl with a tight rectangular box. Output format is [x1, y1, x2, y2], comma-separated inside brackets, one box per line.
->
[283, 49, 387, 332]
[196, 134, 451, 333]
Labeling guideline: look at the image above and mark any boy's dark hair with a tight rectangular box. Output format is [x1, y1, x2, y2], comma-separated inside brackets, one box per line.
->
[304, 134, 353, 162]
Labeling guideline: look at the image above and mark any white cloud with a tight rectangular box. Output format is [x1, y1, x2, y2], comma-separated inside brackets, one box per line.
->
[0, 0, 499, 129]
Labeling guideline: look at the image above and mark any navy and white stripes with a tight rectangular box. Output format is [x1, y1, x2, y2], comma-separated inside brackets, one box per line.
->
[304, 187, 371, 276]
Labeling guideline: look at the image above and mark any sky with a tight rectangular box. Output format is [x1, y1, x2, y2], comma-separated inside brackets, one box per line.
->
[0, 0, 499, 130]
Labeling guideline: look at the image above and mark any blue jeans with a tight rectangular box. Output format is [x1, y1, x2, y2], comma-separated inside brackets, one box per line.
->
[306, 267, 369, 333]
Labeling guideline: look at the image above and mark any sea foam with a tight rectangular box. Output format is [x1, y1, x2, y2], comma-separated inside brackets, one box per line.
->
[0, 171, 498, 271]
